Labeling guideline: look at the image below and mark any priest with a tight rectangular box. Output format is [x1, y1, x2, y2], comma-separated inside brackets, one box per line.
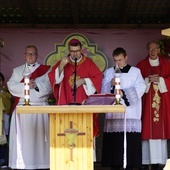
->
[7, 45, 52, 169]
[48, 38, 103, 160]
[137, 41, 170, 170]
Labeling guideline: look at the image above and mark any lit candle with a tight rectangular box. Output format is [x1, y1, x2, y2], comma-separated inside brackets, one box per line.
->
[22, 63, 31, 106]
[24, 77, 30, 105]
[115, 77, 121, 104]
[114, 63, 122, 105]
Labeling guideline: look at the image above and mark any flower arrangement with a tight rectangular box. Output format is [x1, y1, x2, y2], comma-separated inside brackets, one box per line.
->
[47, 98, 56, 105]
[157, 37, 170, 55]
[46, 93, 56, 105]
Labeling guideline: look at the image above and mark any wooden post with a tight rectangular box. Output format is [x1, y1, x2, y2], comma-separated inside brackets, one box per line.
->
[161, 28, 170, 36]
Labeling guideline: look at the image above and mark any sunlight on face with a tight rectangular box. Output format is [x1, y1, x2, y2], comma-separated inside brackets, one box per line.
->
[24, 47, 38, 64]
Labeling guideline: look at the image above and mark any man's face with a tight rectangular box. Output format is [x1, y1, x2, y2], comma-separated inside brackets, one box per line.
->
[24, 47, 38, 64]
[69, 45, 82, 60]
[113, 54, 127, 68]
[147, 43, 160, 60]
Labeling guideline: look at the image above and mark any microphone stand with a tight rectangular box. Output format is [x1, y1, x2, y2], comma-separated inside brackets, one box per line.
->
[69, 57, 81, 105]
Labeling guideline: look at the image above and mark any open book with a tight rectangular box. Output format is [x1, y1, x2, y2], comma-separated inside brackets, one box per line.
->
[83, 94, 115, 105]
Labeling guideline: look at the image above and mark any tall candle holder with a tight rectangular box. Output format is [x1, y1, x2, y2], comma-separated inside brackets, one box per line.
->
[114, 63, 122, 105]
[22, 64, 31, 106]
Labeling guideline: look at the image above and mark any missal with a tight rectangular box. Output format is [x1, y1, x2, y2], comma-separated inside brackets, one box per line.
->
[83, 94, 115, 105]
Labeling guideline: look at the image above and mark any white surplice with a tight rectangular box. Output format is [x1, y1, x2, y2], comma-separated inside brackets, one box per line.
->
[101, 65, 146, 168]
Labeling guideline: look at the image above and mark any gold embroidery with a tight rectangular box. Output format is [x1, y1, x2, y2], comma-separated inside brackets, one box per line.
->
[152, 84, 161, 122]
[69, 75, 81, 87]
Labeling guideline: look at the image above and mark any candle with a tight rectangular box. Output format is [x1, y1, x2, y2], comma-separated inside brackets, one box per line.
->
[115, 75, 121, 105]
[24, 77, 30, 105]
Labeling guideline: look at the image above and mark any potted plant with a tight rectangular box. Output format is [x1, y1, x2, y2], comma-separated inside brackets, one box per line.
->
[157, 37, 170, 56]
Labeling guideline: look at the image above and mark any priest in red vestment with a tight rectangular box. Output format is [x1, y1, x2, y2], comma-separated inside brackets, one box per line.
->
[137, 41, 170, 170]
[48, 38, 103, 138]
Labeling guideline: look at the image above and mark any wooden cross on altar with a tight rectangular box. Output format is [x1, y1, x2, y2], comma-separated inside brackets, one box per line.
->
[57, 121, 85, 161]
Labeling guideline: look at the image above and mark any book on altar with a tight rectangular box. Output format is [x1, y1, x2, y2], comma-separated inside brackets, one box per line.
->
[83, 93, 115, 105]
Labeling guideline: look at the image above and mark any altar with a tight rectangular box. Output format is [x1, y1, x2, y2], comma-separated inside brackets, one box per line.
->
[17, 105, 125, 170]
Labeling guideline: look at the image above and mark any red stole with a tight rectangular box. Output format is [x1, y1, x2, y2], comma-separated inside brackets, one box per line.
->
[146, 66, 163, 138]
[11, 65, 50, 114]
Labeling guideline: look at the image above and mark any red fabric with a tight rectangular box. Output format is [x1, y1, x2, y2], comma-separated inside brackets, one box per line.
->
[11, 65, 50, 114]
[48, 55, 102, 137]
[69, 38, 81, 45]
[137, 56, 170, 139]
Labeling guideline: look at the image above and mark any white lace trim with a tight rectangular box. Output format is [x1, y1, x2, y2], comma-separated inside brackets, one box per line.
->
[124, 87, 138, 106]
[104, 118, 141, 132]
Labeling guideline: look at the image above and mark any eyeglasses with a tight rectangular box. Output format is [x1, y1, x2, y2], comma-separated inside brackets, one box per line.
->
[25, 52, 37, 56]
[148, 47, 159, 52]
[69, 49, 81, 53]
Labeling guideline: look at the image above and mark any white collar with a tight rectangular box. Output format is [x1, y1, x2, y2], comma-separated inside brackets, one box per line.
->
[69, 55, 82, 63]
[149, 57, 159, 66]
[27, 62, 37, 67]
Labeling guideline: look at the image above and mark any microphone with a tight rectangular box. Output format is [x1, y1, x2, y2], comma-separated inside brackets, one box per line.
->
[69, 56, 81, 105]
[73, 57, 77, 98]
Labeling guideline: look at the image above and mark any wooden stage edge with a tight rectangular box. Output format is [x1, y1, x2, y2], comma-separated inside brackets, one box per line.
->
[16, 105, 125, 114]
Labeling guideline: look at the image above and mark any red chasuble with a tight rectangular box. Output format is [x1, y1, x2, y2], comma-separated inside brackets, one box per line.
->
[11, 65, 50, 114]
[137, 56, 170, 139]
[48, 55, 103, 137]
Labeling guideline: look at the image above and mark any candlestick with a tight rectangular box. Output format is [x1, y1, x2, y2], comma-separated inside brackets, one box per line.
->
[22, 64, 31, 106]
[24, 77, 30, 105]
[114, 63, 122, 105]
[115, 77, 121, 105]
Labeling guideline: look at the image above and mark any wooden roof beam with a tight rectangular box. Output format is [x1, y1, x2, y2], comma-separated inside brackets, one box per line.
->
[121, 0, 132, 24]
[18, 0, 35, 24]
[71, 0, 79, 24]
